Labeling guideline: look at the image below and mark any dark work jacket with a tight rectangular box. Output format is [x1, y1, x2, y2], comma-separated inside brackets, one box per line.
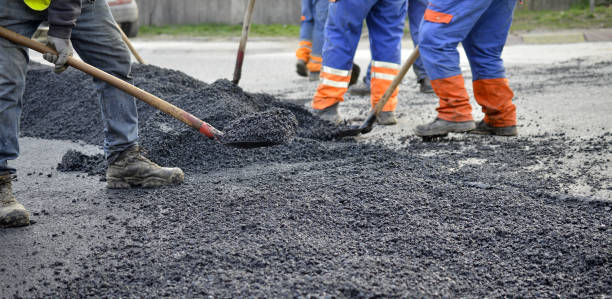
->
[47, 0, 82, 39]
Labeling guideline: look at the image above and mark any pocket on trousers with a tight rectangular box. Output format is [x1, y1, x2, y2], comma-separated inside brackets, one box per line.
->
[423, 8, 453, 24]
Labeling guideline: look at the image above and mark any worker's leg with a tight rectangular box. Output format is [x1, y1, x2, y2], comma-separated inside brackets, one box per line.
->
[366, 0, 407, 113]
[348, 61, 372, 96]
[0, 0, 42, 227]
[0, 0, 43, 175]
[69, 0, 138, 160]
[408, 0, 427, 82]
[408, 0, 433, 93]
[312, 0, 374, 113]
[463, 0, 517, 131]
[307, 0, 328, 76]
[418, 0, 494, 123]
[364, 62, 372, 86]
[296, 0, 313, 76]
[70, 0, 183, 188]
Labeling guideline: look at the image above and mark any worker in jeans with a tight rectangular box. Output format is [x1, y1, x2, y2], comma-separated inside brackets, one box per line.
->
[415, 0, 518, 137]
[0, 0, 184, 228]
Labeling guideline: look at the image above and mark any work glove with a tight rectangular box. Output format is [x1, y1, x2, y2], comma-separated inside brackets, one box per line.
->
[43, 36, 73, 74]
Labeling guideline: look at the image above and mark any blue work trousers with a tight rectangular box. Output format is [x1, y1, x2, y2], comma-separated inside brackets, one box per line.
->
[0, 0, 138, 174]
[299, 0, 328, 57]
[323, 0, 407, 72]
[418, 0, 517, 81]
[364, 0, 427, 85]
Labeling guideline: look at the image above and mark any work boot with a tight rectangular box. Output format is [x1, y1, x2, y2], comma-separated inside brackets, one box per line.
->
[469, 120, 518, 136]
[313, 103, 341, 124]
[0, 174, 30, 228]
[349, 63, 361, 87]
[296, 60, 308, 77]
[415, 118, 476, 137]
[348, 81, 371, 96]
[418, 78, 434, 94]
[377, 111, 397, 125]
[309, 71, 320, 81]
[106, 146, 184, 189]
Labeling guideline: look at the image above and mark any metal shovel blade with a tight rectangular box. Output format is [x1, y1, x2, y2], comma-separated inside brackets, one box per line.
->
[333, 113, 377, 138]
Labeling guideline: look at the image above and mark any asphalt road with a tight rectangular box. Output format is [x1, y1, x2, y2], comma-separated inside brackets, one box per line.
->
[2, 39, 610, 297]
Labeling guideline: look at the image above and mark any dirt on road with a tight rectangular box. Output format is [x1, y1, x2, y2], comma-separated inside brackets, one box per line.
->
[2, 59, 610, 297]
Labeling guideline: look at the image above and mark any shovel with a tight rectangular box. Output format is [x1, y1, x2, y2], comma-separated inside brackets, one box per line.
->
[231, 0, 256, 85]
[115, 23, 145, 64]
[335, 46, 420, 138]
[0, 26, 289, 149]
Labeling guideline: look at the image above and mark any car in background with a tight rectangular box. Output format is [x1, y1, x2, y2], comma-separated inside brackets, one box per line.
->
[108, 0, 139, 38]
[32, 0, 139, 42]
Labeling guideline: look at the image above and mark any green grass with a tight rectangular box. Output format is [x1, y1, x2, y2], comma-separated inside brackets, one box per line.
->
[511, 5, 612, 31]
[139, 23, 300, 38]
[139, 6, 612, 38]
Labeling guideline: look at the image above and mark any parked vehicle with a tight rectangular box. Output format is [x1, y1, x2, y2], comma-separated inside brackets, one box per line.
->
[108, 0, 139, 38]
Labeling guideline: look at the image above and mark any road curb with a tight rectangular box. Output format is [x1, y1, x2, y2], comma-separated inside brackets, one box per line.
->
[508, 29, 612, 45]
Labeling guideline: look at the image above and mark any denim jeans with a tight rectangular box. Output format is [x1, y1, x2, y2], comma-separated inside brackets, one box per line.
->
[0, 0, 139, 174]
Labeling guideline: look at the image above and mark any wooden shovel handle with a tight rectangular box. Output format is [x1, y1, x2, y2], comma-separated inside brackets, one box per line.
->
[0, 26, 220, 139]
[115, 23, 145, 64]
[232, 0, 256, 84]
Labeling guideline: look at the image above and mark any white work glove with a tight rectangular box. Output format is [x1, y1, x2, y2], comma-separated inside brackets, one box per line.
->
[43, 36, 73, 74]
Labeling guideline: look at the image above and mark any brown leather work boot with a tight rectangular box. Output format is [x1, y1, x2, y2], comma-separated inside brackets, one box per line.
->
[106, 146, 184, 189]
[0, 174, 30, 228]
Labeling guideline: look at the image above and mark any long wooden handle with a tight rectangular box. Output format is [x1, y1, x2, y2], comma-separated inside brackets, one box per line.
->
[115, 23, 145, 64]
[372, 46, 420, 115]
[232, 0, 256, 84]
[0, 26, 220, 139]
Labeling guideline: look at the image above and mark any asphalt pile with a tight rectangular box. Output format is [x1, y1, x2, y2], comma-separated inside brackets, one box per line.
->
[22, 63, 339, 173]
[18, 62, 611, 297]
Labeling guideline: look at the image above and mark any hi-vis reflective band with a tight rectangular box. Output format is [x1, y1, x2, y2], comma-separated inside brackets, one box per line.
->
[321, 66, 350, 88]
[372, 60, 400, 69]
[24, 0, 51, 11]
[322, 66, 349, 76]
[372, 60, 400, 81]
[298, 40, 312, 49]
[373, 73, 397, 80]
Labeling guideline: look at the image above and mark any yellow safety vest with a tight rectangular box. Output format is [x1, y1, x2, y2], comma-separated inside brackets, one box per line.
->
[24, 0, 51, 11]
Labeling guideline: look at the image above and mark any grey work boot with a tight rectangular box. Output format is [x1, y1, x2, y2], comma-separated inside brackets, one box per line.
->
[469, 120, 518, 136]
[0, 174, 30, 228]
[296, 60, 308, 77]
[309, 71, 320, 81]
[313, 103, 341, 124]
[348, 81, 371, 96]
[415, 118, 476, 137]
[418, 78, 434, 94]
[106, 146, 184, 189]
[377, 111, 398, 125]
